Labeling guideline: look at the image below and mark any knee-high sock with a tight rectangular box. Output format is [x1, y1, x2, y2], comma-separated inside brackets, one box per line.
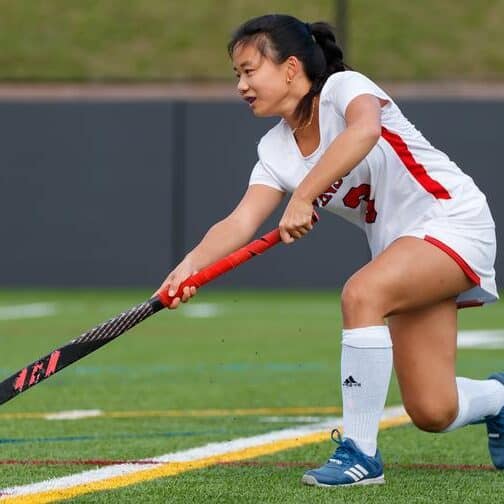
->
[443, 377, 504, 432]
[341, 325, 393, 456]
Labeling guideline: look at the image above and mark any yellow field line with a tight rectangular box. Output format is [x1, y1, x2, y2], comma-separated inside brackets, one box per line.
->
[106, 406, 342, 418]
[2, 414, 411, 503]
[0, 406, 342, 420]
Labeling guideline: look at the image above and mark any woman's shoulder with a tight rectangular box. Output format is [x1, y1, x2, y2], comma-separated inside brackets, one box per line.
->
[322, 70, 384, 96]
[320, 71, 393, 114]
[325, 69, 366, 83]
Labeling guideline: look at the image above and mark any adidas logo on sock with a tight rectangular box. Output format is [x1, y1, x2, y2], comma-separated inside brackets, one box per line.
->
[342, 375, 361, 387]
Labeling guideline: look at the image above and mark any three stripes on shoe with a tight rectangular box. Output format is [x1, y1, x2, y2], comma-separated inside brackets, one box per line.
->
[327, 457, 370, 482]
[344, 464, 369, 482]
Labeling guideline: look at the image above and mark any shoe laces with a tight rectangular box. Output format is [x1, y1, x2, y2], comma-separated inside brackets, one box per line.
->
[327, 428, 352, 465]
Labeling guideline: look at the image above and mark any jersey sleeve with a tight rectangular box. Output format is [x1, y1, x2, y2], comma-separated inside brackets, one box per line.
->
[248, 159, 285, 192]
[248, 131, 286, 192]
[326, 71, 391, 118]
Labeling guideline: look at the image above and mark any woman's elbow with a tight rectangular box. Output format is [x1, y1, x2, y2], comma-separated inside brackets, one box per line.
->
[350, 123, 381, 147]
[365, 124, 382, 145]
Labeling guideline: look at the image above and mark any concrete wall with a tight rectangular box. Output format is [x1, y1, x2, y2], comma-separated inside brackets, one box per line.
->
[0, 99, 502, 289]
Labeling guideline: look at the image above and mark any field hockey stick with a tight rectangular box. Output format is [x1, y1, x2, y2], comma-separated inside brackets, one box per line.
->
[0, 213, 318, 406]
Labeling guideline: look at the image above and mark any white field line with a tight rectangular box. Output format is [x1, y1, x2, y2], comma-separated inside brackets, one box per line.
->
[258, 416, 323, 423]
[181, 302, 504, 348]
[458, 330, 504, 349]
[0, 406, 343, 422]
[182, 303, 220, 318]
[0, 303, 57, 321]
[44, 410, 103, 421]
[0, 406, 406, 498]
[44, 412, 318, 423]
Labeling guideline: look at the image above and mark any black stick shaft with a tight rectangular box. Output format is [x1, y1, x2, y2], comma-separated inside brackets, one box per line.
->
[0, 217, 318, 406]
[0, 298, 163, 405]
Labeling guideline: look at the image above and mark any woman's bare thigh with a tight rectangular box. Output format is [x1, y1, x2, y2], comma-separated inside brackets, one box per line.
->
[342, 236, 475, 328]
[388, 298, 459, 429]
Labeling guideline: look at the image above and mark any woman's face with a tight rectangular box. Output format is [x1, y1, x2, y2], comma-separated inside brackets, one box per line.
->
[232, 42, 290, 117]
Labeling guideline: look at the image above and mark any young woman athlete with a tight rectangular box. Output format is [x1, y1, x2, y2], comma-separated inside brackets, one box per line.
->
[156, 14, 503, 487]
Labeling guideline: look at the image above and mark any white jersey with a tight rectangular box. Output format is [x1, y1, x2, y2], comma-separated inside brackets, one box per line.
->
[249, 71, 498, 306]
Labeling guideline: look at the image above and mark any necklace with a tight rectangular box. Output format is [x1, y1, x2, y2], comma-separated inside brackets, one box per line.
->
[292, 96, 318, 135]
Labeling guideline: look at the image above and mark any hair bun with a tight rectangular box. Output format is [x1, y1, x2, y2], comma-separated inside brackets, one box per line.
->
[310, 22, 344, 71]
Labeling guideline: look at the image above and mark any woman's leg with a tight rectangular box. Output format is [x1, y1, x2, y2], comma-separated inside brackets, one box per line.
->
[388, 299, 458, 430]
[338, 236, 473, 457]
[389, 300, 504, 433]
[341, 237, 474, 329]
[304, 236, 502, 486]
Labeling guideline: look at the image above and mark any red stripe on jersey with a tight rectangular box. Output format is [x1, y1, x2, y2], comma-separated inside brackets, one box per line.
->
[381, 126, 451, 200]
[424, 235, 481, 285]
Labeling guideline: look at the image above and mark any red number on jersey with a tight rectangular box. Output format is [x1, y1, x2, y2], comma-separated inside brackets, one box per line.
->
[342, 184, 377, 223]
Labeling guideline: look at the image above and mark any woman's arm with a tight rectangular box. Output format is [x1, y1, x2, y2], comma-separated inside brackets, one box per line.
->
[156, 184, 284, 307]
[279, 94, 382, 243]
[184, 184, 284, 270]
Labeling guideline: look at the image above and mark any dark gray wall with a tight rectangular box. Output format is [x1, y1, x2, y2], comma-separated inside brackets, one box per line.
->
[0, 99, 502, 289]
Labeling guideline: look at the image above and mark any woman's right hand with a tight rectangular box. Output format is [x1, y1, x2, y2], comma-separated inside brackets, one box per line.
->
[154, 257, 198, 309]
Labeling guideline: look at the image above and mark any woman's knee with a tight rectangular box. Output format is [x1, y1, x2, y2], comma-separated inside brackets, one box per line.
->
[341, 276, 386, 324]
[405, 400, 458, 432]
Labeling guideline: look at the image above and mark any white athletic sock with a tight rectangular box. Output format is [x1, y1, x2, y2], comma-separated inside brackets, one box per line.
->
[341, 325, 393, 456]
[443, 377, 504, 432]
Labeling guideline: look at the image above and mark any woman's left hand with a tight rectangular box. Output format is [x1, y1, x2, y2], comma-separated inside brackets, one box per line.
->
[279, 195, 314, 244]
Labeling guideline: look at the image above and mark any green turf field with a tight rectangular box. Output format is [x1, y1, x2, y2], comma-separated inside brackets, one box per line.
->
[0, 289, 503, 502]
[0, 1, 502, 81]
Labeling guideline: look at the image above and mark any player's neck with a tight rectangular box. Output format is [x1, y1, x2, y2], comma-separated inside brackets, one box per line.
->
[293, 102, 320, 157]
[282, 79, 312, 129]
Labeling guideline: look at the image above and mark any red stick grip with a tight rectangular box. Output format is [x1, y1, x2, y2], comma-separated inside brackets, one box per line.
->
[156, 211, 318, 308]
[156, 229, 281, 308]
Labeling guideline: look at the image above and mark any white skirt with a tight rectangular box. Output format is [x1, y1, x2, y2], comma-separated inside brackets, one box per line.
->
[398, 201, 498, 308]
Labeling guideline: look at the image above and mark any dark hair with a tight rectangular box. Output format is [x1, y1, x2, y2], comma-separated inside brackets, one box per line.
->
[228, 14, 350, 124]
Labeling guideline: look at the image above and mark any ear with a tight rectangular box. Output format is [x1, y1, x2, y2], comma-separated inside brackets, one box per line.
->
[285, 56, 300, 83]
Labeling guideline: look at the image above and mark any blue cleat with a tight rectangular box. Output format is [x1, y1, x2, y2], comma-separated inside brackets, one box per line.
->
[301, 429, 385, 487]
[486, 373, 504, 469]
